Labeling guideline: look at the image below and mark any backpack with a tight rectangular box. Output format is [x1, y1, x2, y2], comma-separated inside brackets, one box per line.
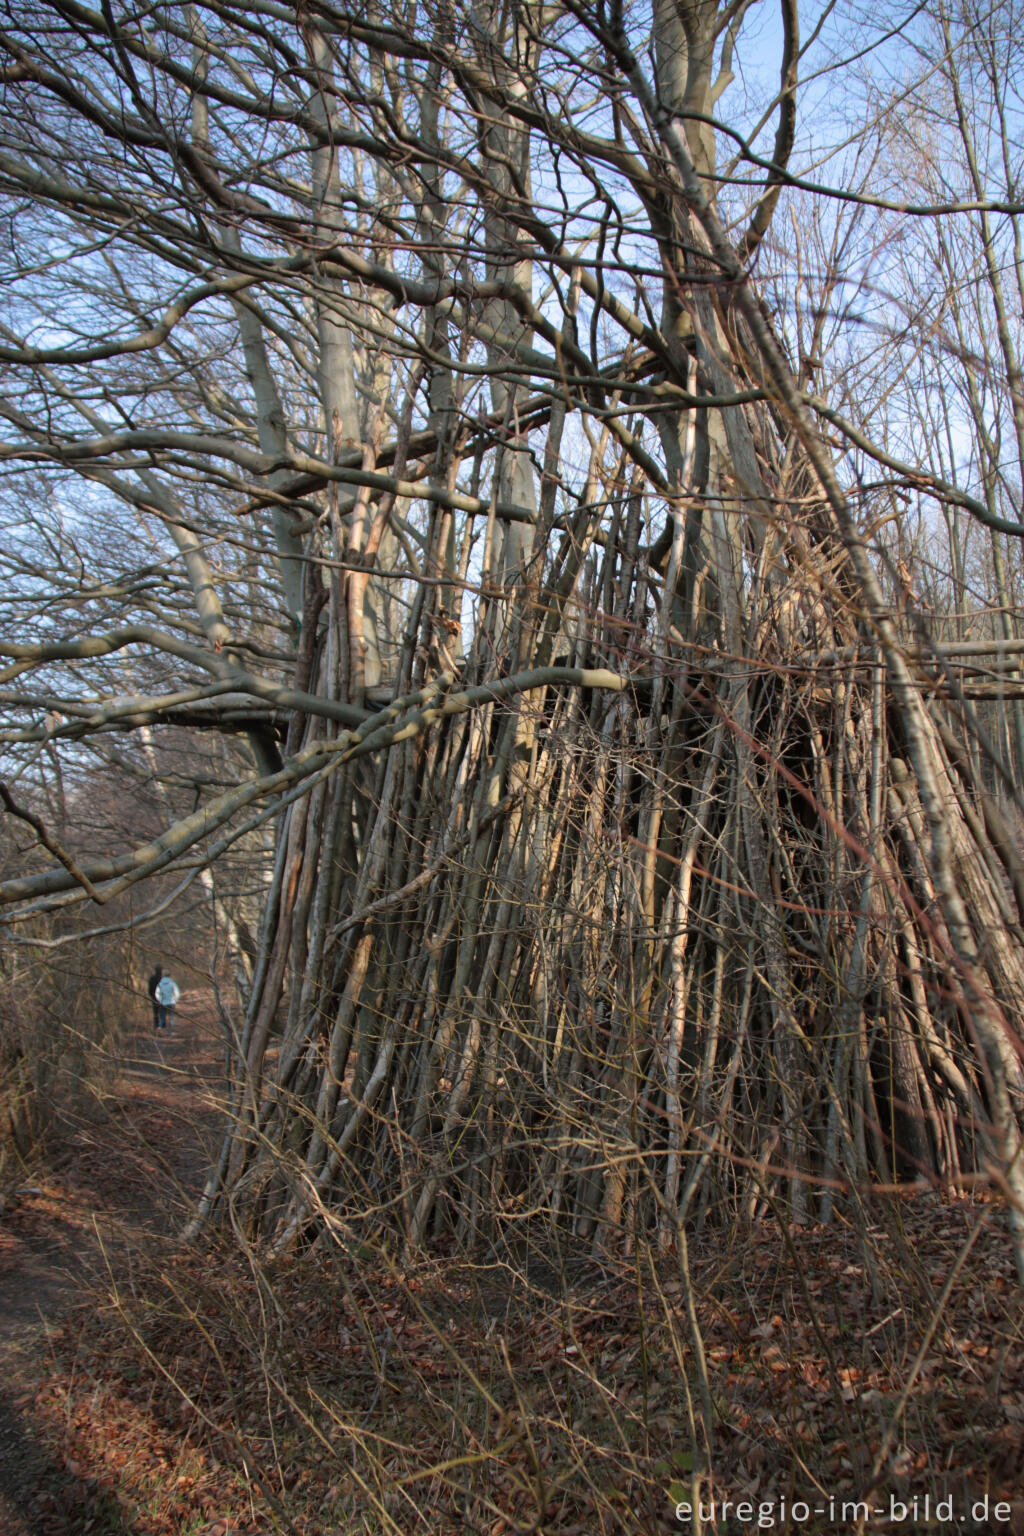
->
[156, 976, 179, 1007]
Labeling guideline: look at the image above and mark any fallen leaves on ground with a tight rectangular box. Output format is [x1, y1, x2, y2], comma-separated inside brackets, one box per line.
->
[25, 1192, 1024, 1535]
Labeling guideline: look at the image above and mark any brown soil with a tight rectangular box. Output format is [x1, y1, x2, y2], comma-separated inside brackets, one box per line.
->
[0, 994, 228, 1536]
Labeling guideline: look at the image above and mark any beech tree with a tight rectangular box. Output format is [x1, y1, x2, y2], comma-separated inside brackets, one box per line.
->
[2, 0, 1024, 1271]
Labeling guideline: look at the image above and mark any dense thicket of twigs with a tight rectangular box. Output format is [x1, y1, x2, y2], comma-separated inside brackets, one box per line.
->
[1, 0, 1023, 1267]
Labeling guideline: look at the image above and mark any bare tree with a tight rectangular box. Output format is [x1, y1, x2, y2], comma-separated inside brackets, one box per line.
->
[2, 0, 1024, 1274]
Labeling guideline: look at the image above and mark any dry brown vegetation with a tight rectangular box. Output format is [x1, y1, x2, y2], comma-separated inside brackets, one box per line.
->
[1, 999, 1021, 1536]
[23, 1192, 1024, 1535]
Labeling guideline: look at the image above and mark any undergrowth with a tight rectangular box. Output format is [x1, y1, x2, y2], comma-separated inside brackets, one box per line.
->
[29, 1194, 1024, 1535]
[0, 930, 132, 1200]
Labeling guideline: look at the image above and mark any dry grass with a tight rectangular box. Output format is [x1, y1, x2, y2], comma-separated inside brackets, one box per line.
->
[25, 1193, 1024, 1536]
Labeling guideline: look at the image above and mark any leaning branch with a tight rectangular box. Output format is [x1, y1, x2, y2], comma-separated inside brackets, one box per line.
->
[808, 398, 1024, 538]
[0, 271, 265, 366]
[0, 667, 627, 911]
[0, 782, 105, 902]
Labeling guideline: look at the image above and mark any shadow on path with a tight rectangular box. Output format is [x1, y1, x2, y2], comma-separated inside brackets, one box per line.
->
[0, 1373, 143, 1536]
[0, 994, 227, 1535]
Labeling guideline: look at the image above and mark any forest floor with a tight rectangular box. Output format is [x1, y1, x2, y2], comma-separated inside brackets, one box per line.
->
[2, 1004, 1024, 1535]
[0, 993, 227, 1535]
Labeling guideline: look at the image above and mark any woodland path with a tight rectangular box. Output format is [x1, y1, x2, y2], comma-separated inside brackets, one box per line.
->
[0, 993, 227, 1536]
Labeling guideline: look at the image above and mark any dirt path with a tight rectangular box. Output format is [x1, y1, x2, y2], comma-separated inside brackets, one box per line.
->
[0, 993, 228, 1536]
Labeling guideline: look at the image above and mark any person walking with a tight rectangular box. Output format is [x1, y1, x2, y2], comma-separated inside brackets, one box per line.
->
[154, 972, 180, 1031]
[147, 965, 163, 1032]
